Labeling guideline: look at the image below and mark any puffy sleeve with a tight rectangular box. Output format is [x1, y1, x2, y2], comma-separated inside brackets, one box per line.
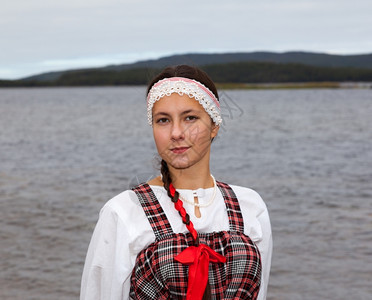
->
[232, 186, 273, 300]
[80, 191, 155, 300]
[255, 200, 272, 300]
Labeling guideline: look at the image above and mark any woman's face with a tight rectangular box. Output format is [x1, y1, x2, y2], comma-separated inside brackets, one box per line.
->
[152, 94, 219, 170]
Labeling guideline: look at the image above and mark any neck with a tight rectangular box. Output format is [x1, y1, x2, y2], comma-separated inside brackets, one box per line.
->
[169, 164, 213, 190]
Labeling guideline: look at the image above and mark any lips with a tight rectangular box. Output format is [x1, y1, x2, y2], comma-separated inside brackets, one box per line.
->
[171, 146, 190, 154]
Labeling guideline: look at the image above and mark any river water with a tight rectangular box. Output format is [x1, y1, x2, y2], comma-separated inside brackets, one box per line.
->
[1, 87, 371, 300]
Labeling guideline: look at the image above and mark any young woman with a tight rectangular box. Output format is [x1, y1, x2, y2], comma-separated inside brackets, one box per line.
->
[80, 65, 272, 300]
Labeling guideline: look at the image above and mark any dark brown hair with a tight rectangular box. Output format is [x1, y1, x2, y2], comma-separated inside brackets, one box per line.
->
[147, 65, 219, 101]
[148, 65, 216, 299]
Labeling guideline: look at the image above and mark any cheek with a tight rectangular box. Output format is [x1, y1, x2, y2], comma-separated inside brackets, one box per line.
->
[186, 123, 212, 144]
[153, 129, 168, 150]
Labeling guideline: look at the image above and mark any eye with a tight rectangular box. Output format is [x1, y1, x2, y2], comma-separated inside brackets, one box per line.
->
[185, 115, 198, 121]
[156, 117, 169, 124]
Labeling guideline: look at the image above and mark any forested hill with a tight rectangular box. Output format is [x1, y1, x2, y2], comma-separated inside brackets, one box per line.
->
[105, 51, 372, 71]
[1, 51, 372, 87]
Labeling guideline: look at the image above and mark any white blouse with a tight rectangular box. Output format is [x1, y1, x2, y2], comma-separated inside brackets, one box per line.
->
[80, 184, 272, 300]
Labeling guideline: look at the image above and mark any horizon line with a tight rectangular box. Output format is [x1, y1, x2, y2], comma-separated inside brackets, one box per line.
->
[2, 49, 372, 81]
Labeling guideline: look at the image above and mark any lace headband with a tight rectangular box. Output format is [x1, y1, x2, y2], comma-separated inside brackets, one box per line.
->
[146, 77, 222, 126]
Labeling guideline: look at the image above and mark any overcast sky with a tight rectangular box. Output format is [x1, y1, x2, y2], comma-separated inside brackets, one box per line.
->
[1, 0, 371, 79]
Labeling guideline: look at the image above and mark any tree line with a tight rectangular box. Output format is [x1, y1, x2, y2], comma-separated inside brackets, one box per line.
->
[1, 61, 372, 87]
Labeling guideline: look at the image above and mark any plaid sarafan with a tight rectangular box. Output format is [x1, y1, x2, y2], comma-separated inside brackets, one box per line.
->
[130, 182, 262, 299]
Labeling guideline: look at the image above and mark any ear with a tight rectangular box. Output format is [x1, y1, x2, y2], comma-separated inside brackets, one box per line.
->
[211, 124, 219, 139]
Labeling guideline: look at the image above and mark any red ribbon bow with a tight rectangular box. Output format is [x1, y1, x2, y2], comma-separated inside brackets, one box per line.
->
[175, 244, 226, 300]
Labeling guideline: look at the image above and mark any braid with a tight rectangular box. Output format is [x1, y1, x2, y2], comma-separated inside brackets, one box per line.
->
[161, 160, 177, 201]
[160, 159, 211, 300]
[160, 160, 195, 243]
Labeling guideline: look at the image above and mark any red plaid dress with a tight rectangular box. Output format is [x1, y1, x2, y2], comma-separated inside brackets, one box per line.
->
[130, 181, 262, 299]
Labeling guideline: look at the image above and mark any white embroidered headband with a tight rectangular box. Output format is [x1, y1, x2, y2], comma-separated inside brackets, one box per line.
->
[146, 77, 222, 126]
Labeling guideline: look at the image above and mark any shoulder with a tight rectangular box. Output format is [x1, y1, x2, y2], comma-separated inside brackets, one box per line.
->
[101, 183, 168, 218]
[95, 187, 156, 253]
[101, 189, 141, 217]
[98, 187, 151, 234]
[222, 183, 267, 214]
[223, 183, 270, 242]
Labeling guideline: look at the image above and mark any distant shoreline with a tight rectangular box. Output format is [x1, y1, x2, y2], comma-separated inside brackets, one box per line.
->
[2, 52, 372, 88]
[216, 82, 372, 90]
[1, 81, 371, 90]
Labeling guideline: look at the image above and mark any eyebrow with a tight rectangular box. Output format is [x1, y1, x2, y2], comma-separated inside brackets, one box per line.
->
[181, 109, 200, 115]
[153, 109, 201, 118]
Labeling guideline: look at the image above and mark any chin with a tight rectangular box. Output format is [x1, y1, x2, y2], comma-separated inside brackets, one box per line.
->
[169, 161, 192, 170]
[166, 157, 193, 170]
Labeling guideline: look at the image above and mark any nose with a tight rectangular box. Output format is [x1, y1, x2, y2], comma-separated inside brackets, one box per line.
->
[171, 121, 185, 141]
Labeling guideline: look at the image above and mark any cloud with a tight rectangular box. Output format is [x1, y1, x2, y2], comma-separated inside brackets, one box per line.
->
[1, 0, 371, 79]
